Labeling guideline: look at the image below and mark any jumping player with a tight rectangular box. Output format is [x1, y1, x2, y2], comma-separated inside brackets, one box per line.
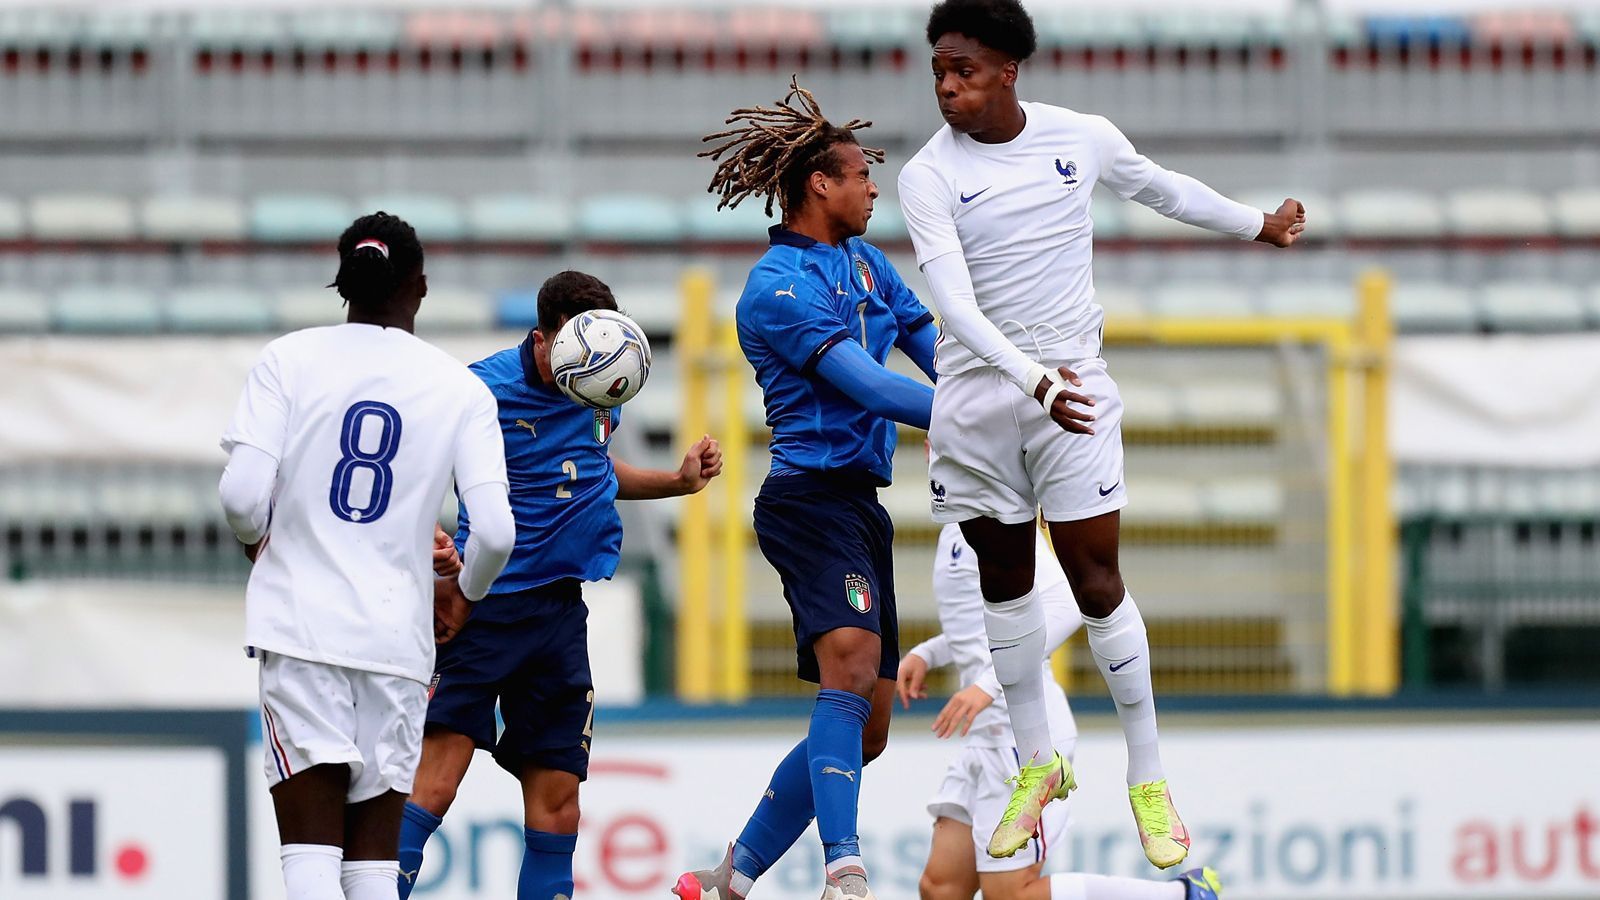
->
[395, 270, 722, 900]
[899, 523, 1224, 900]
[898, 0, 1307, 867]
[219, 213, 515, 900]
[671, 79, 939, 900]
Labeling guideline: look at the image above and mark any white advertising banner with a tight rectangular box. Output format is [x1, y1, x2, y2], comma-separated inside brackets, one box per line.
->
[0, 747, 227, 899]
[244, 720, 1600, 900]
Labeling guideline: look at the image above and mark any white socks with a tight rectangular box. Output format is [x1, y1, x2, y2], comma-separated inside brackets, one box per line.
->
[1050, 872, 1185, 900]
[342, 860, 401, 900]
[1083, 592, 1165, 785]
[983, 585, 1054, 766]
[281, 844, 344, 900]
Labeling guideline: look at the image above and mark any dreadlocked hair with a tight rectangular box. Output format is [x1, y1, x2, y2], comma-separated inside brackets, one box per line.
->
[699, 75, 886, 218]
[329, 211, 423, 311]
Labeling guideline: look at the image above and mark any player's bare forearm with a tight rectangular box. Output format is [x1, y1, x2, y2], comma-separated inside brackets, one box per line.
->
[614, 435, 723, 500]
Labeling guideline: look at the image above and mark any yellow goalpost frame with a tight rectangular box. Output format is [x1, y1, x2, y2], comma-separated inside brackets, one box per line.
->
[677, 269, 1396, 700]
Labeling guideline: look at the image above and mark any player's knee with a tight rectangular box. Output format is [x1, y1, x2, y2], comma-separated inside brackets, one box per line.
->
[526, 779, 581, 834]
[919, 870, 971, 900]
[406, 776, 459, 818]
[1071, 567, 1125, 617]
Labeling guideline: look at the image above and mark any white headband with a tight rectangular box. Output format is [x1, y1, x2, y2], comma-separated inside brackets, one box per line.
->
[353, 239, 389, 258]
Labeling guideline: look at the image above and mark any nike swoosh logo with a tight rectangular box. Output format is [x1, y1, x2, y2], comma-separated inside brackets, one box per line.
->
[960, 188, 991, 204]
[1109, 655, 1138, 672]
[1098, 481, 1120, 497]
[990, 642, 1021, 652]
[821, 766, 857, 782]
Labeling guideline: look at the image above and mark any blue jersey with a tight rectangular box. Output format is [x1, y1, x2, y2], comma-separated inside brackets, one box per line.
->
[455, 334, 622, 611]
[737, 226, 935, 485]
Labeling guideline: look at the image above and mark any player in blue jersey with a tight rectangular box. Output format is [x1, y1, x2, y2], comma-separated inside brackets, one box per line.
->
[673, 79, 938, 900]
[395, 270, 723, 900]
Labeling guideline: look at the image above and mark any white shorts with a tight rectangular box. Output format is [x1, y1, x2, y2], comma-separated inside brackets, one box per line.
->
[926, 742, 1076, 873]
[928, 357, 1127, 525]
[258, 650, 427, 803]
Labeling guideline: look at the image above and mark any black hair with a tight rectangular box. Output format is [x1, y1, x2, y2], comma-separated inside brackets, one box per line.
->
[700, 76, 885, 217]
[925, 0, 1038, 62]
[329, 212, 424, 310]
[537, 270, 619, 333]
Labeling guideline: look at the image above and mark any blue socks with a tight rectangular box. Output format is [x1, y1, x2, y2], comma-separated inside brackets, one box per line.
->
[397, 802, 441, 900]
[732, 739, 815, 880]
[807, 689, 871, 872]
[520, 829, 577, 900]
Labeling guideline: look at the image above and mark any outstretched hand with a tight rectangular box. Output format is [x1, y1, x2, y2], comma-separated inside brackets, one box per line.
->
[677, 434, 724, 494]
[1256, 198, 1307, 248]
[896, 652, 930, 710]
[932, 685, 995, 739]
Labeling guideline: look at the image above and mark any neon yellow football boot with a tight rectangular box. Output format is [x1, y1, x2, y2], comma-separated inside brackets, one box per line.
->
[1131, 780, 1191, 869]
[986, 751, 1076, 858]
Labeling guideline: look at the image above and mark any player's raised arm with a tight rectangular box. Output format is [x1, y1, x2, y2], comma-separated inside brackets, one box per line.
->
[814, 340, 934, 430]
[613, 434, 723, 500]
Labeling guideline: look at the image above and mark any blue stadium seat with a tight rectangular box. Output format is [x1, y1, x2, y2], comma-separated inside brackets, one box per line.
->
[1390, 282, 1479, 333]
[53, 286, 162, 333]
[1478, 281, 1586, 332]
[141, 195, 248, 242]
[575, 194, 684, 244]
[0, 288, 50, 332]
[30, 193, 137, 241]
[250, 193, 354, 243]
[1444, 188, 1552, 238]
[166, 285, 273, 333]
[1338, 189, 1445, 239]
[466, 195, 573, 243]
[360, 194, 466, 241]
[495, 288, 542, 328]
[867, 201, 908, 243]
[683, 197, 775, 243]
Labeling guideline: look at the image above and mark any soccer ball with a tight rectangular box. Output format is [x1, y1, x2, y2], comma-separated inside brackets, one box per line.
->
[549, 308, 652, 409]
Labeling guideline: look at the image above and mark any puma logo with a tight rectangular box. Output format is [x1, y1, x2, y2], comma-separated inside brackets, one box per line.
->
[515, 418, 538, 437]
[400, 868, 420, 884]
[775, 284, 797, 299]
[836, 283, 849, 296]
[821, 766, 856, 782]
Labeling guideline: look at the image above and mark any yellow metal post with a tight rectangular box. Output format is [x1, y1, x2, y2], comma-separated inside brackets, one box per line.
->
[718, 318, 750, 701]
[1326, 332, 1357, 696]
[676, 269, 715, 702]
[1357, 271, 1397, 695]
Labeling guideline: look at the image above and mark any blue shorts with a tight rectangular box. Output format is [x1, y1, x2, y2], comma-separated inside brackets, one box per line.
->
[753, 471, 899, 684]
[425, 579, 595, 780]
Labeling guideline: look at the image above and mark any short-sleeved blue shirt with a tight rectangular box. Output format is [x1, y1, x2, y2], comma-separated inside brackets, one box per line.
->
[455, 334, 622, 614]
[736, 226, 935, 486]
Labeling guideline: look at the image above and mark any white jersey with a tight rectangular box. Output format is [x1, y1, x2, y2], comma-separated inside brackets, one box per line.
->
[898, 101, 1158, 377]
[924, 524, 1077, 749]
[221, 323, 507, 684]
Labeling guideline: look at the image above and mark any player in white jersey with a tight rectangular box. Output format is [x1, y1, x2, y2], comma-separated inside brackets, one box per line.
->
[897, 525, 1224, 900]
[897, 0, 1307, 869]
[218, 213, 516, 900]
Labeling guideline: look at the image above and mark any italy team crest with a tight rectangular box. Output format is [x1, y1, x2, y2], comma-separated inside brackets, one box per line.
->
[853, 257, 875, 294]
[844, 573, 872, 613]
[593, 409, 612, 444]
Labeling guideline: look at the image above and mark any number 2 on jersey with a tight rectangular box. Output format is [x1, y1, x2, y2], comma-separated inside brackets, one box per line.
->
[329, 401, 402, 524]
[556, 459, 577, 499]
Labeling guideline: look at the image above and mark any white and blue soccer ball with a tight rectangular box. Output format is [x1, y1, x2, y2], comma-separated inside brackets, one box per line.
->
[549, 308, 652, 409]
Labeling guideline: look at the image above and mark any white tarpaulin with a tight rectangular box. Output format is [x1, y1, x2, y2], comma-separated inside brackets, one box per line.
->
[243, 721, 1600, 900]
[1390, 334, 1600, 468]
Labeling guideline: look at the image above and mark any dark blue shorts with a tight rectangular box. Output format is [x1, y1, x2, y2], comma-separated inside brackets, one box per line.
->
[425, 579, 595, 780]
[753, 471, 899, 684]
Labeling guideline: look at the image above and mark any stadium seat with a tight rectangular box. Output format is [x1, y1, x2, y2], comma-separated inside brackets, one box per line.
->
[1582, 286, 1600, 327]
[187, 9, 290, 46]
[0, 288, 50, 332]
[1094, 285, 1147, 320]
[866, 201, 909, 243]
[611, 283, 680, 336]
[1150, 282, 1256, 318]
[274, 288, 347, 330]
[1176, 381, 1281, 428]
[1552, 188, 1600, 238]
[1202, 478, 1284, 524]
[30, 193, 137, 241]
[825, 7, 919, 47]
[1261, 281, 1352, 319]
[495, 288, 541, 329]
[166, 285, 274, 333]
[1390, 282, 1480, 332]
[1477, 281, 1586, 332]
[287, 8, 400, 48]
[141, 195, 248, 242]
[53, 286, 162, 333]
[466, 195, 573, 243]
[683, 197, 776, 243]
[1118, 382, 1181, 429]
[1122, 477, 1204, 523]
[1444, 188, 1553, 238]
[250, 193, 354, 243]
[360, 194, 466, 241]
[1337, 189, 1446, 239]
[418, 288, 494, 332]
[575, 194, 684, 244]
[0, 196, 24, 239]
